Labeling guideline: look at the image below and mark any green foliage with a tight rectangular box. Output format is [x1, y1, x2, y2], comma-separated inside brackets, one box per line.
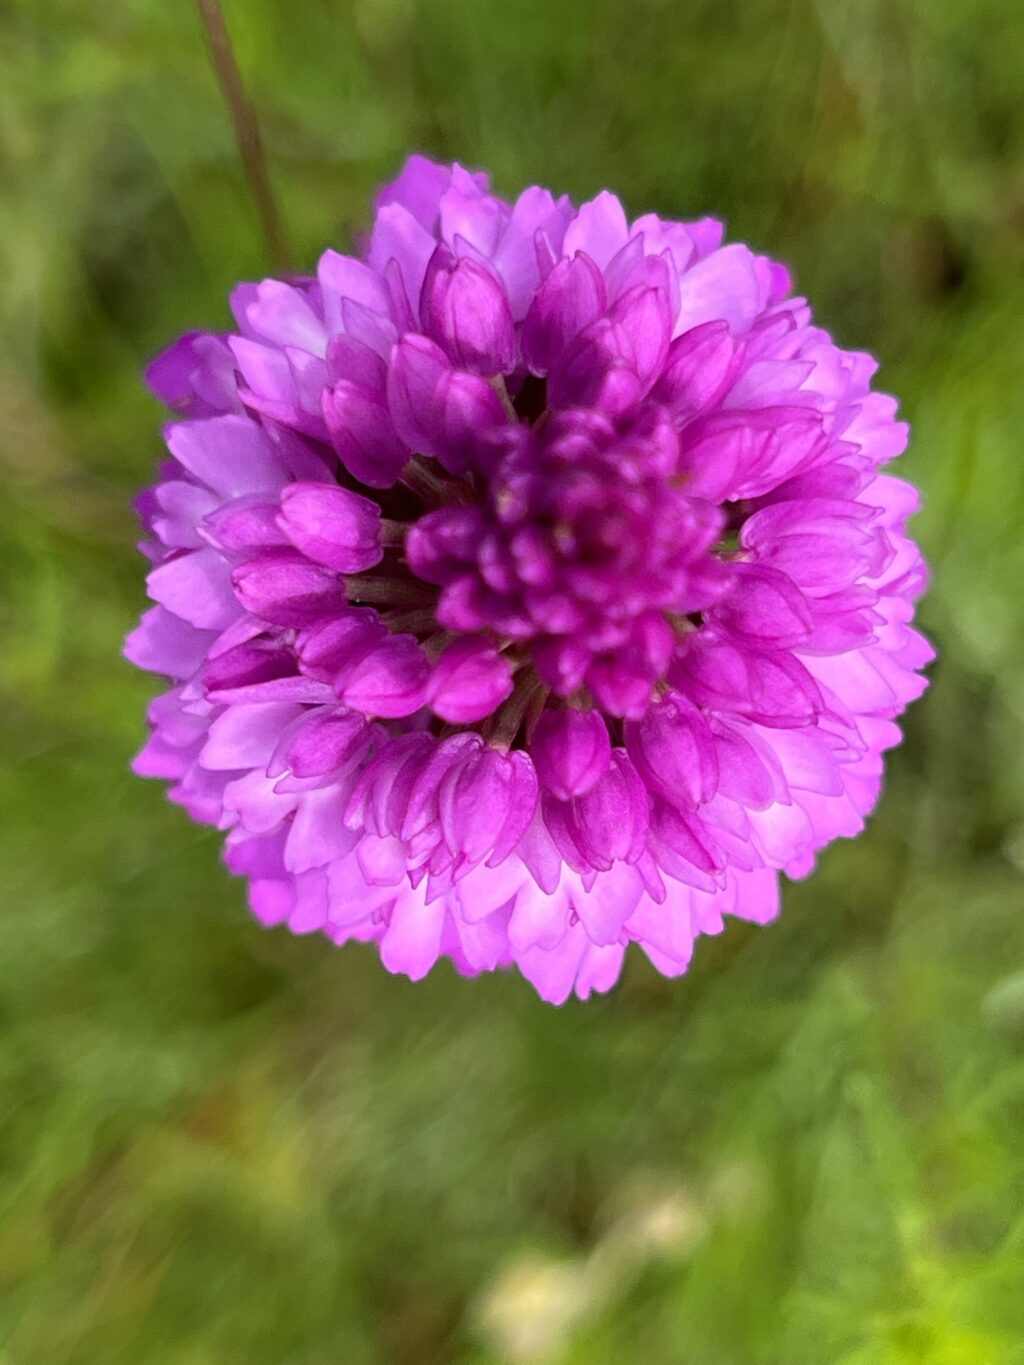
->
[1, 0, 1023, 1360]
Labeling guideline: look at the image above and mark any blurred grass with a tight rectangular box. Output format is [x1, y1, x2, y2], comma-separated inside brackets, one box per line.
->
[2, 0, 1024, 1361]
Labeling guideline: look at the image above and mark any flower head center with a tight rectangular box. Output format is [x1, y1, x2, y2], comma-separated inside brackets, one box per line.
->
[404, 399, 731, 718]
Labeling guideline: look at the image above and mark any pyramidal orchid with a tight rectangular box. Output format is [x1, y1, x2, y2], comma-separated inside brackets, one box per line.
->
[127, 157, 932, 1004]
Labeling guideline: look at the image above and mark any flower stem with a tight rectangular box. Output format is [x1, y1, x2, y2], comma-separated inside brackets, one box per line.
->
[485, 671, 549, 752]
[381, 609, 445, 637]
[379, 518, 408, 547]
[342, 575, 438, 608]
[195, 0, 289, 271]
[400, 458, 472, 509]
[488, 375, 518, 424]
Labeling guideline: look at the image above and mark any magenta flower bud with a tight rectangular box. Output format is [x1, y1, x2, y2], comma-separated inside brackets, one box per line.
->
[532, 708, 611, 800]
[625, 692, 718, 811]
[401, 732, 482, 844]
[387, 334, 505, 473]
[606, 283, 673, 390]
[146, 332, 239, 417]
[345, 731, 437, 837]
[295, 611, 386, 682]
[426, 636, 514, 723]
[420, 244, 516, 375]
[679, 407, 824, 503]
[673, 631, 822, 728]
[386, 333, 450, 454]
[277, 482, 383, 573]
[652, 320, 739, 421]
[438, 744, 538, 869]
[709, 562, 813, 648]
[325, 334, 387, 391]
[548, 283, 672, 414]
[401, 736, 539, 875]
[336, 634, 431, 718]
[231, 551, 345, 627]
[521, 251, 605, 375]
[436, 574, 490, 632]
[532, 635, 592, 696]
[585, 614, 675, 718]
[649, 801, 719, 878]
[202, 638, 295, 695]
[548, 317, 644, 415]
[436, 369, 508, 474]
[604, 235, 675, 310]
[322, 380, 408, 489]
[203, 498, 290, 555]
[272, 708, 370, 779]
[545, 751, 650, 873]
[406, 505, 487, 584]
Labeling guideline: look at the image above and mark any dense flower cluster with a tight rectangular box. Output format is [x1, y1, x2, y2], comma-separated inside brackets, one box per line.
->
[127, 156, 931, 1003]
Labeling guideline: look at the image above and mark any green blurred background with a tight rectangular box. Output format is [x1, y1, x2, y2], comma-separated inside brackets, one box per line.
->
[2, 0, 1024, 1360]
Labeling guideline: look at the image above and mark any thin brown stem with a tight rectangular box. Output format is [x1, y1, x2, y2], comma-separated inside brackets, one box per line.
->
[379, 518, 408, 547]
[522, 681, 551, 745]
[485, 670, 548, 752]
[195, 0, 288, 271]
[488, 375, 518, 424]
[400, 457, 472, 509]
[422, 631, 457, 661]
[381, 609, 444, 636]
[342, 574, 438, 608]
[665, 613, 700, 639]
